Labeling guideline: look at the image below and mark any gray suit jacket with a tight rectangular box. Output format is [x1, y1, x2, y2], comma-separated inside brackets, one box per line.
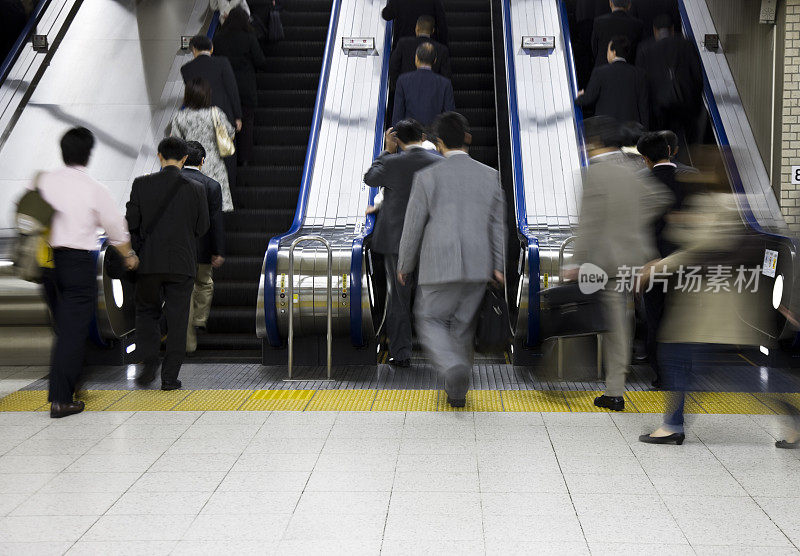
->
[364, 146, 442, 254]
[398, 153, 506, 285]
[573, 151, 673, 276]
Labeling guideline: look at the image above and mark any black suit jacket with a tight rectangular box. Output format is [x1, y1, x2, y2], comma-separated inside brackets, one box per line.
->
[390, 36, 451, 84]
[649, 163, 684, 256]
[576, 0, 610, 22]
[631, 0, 680, 39]
[181, 54, 242, 125]
[592, 10, 644, 67]
[212, 29, 269, 108]
[181, 168, 225, 263]
[364, 147, 442, 254]
[126, 166, 210, 277]
[636, 36, 702, 112]
[392, 69, 455, 127]
[382, 0, 448, 45]
[577, 60, 649, 128]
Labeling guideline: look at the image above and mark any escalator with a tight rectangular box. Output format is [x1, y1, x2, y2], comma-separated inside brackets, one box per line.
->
[197, 0, 332, 359]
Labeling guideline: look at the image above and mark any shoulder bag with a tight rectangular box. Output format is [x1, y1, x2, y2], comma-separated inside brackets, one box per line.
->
[212, 107, 236, 157]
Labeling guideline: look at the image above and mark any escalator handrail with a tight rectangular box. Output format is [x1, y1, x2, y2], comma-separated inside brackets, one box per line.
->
[348, 20, 393, 347]
[207, 10, 221, 39]
[558, 0, 588, 167]
[262, 0, 343, 347]
[500, 0, 541, 346]
[0, 0, 52, 87]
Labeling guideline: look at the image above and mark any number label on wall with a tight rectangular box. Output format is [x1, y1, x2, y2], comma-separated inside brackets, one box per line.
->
[792, 166, 800, 185]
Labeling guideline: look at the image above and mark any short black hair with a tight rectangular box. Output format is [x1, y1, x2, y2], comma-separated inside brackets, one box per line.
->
[158, 137, 188, 161]
[583, 115, 623, 148]
[659, 129, 679, 153]
[637, 132, 670, 162]
[415, 42, 436, 66]
[223, 6, 252, 33]
[185, 140, 206, 166]
[189, 34, 212, 51]
[653, 14, 674, 30]
[393, 119, 425, 145]
[60, 127, 95, 166]
[432, 111, 469, 149]
[620, 121, 645, 146]
[416, 15, 435, 33]
[184, 78, 212, 109]
[611, 0, 630, 8]
[608, 35, 631, 60]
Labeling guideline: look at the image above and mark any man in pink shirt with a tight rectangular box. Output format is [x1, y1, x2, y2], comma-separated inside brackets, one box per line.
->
[36, 127, 138, 418]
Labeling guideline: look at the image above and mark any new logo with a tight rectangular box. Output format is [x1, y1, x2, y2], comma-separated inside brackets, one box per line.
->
[578, 263, 608, 295]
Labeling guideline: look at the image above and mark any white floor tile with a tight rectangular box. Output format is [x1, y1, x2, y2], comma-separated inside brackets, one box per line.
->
[10, 491, 120, 516]
[65, 452, 160, 473]
[149, 452, 237, 473]
[85, 437, 174, 455]
[182, 514, 290, 541]
[277, 539, 381, 556]
[6, 437, 98, 457]
[166, 435, 251, 454]
[244, 436, 326, 455]
[304, 470, 394, 492]
[218, 471, 311, 492]
[484, 540, 590, 555]
[172, 540, 277, 555]
[649, 472, 748, 497]
[38, 472, 140, 494]
[180, 424, 261, 440]
[383, 511, 483, 541]
[382, 539, 485, 555]
[124, 412, 201, 425]
[0, 454, 76, 474]
[481, 491, 576, 517]
[107, 423, 190, 439]
[0, 473, 57, 494]
[193, 411, 269, 425]
[588, 542, 695, 555]
[483, 513, 584, 542]
[200, 491, 301, 515]
[0, 541, 74, 556]
[106, 491, 211, 515]
[0, 493, 28, 516]
[311, 452, 397, 473]
[320, 437, 401, 455]
[388, 491, 481, 516]
[65, 540, 177, 555]
[127, 471, 226, 493]
[394, 453, 477, 472]
[0, 515, 97, 542]
[563, 472, 655, 495]
[282, 512, 386, 541]
[392, 470, 479, 492]
[82, 514, 195, 541]
[479, 471, 568, 493]
[578, 515, 687, 544]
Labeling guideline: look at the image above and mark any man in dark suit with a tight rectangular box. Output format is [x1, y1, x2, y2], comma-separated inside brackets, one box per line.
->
[636, 15, 703, 144]
[631, 0, 680, 39]
[577, 36, 649, 128]
[181, 141, 225, 354]
[390, 15, 451, 85]
[382, 0, 448, 46]
[575, 0, 611, 87]
[126, 137, 209, 390]
[181, 35, 242, 187]
[364, 119, 441, 367]
[392, 42, 455, 127]
[592, 0, 644, 67]
[637, 132, 684, 389]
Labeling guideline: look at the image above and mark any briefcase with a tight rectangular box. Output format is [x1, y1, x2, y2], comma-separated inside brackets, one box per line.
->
[475, 284, 512, 354]
[539, 283, 607, 340]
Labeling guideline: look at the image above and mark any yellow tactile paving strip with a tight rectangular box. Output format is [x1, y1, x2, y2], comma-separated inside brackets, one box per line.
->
[0, 389, 794, 414]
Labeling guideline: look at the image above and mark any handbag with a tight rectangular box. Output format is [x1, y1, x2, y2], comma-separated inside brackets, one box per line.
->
[212, 107, 236, 157]
[13, 173, 55, 283]
[106, 176, 185, 281]
[475, 284, 512, 354]
[539, 283, 607, 341]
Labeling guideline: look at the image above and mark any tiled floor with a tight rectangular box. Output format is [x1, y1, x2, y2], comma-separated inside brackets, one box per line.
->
[0, 408, 800, 554]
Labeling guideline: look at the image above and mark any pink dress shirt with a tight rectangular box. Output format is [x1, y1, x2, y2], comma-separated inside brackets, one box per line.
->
[33, 166, 130, 250]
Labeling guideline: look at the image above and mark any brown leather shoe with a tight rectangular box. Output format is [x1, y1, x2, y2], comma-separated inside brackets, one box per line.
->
[50, 400, 85, 419]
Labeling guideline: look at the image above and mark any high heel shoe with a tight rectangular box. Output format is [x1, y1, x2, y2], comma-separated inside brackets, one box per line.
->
[639, 432, 685, 445]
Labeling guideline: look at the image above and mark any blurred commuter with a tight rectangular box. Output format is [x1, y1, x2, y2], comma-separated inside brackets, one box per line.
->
[0, 0, 27, 64]
[181, 35, 242, 186]
[126, 138, 209, 390]
[392, 42, 455, 127]
[592, 0, 643, 68]
[569, 117, 672, 411]
[38, 128, 137, 417]
[213, 7, 269, 166]
[398, 112, 506, 407]
[364, 119, 441, 367]
[637, 132, 685, 388]
[171, 78, 235, 211]
[575, 0, 611, 87]
[636, 15, 703, 143]
[638, 182, 763, 444]
[630, 0, 679, 39]
[211, 0, 250, 22]
[577, 36, 649, 128]
[382, 0, 448, 46]
[181, 141, 225, 353]
[660, 130, 699, 175]
[390, 15, 451, 85]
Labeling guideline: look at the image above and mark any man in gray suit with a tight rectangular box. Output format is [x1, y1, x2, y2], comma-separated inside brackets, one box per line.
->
[569, 116, 673, 411]
[398, 112, 506, 407]
[364, 119, 441, 367]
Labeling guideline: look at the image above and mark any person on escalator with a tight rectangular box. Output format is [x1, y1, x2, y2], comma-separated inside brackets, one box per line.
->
[364, 119, 441, 368]
[397, 112, 506, 408]
[382, 0, 448, 47]
[575, 0, 611, 88]
[577, 36, 649, 128]
[630, 0, 680, 40]
[389, 15, 451, 85]
[591, 0, 643, 68]
[392, 42, 455, 128]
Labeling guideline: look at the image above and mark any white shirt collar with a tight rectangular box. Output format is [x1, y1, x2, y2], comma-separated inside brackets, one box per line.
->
[418, 33, 431, 38]
[654, 162, 677, 168]
[444, 150, 468, 158]
[589, 150, 621, 162]
[404, 144, 424, 151]
[184, 165, 201, 171]
[611, 57, 627, 63]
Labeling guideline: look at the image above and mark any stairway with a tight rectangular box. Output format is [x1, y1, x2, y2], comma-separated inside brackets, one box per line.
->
[197, 0, 332, 359]
[446, 0, 498, 169]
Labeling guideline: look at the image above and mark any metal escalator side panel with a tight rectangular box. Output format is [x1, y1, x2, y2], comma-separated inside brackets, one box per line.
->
[260, 0, 343, 346]
[349, 20, 393, 348]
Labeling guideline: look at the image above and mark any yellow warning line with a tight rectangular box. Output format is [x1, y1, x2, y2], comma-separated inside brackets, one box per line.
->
[0, 389, 795, 414]
[738, 353, 759, 367]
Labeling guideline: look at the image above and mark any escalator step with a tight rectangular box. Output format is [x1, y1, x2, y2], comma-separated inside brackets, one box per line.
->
[255, 126, 309, 145]
[455, 90, 497, 108]
[451, 73, 494, 90]
[448, 41, 493, 57]
[237, 165, 303, 187]
[445, 0, 490, 10]
[449, 26, 492, 42]
[207, 307, 258, 333]
[456, 108, 496, 126]
[469, 146, 498, 167]
[233, 186, 301, 207]
[451, 56, 493, 73]
[225, 233, 278, 256]
[257, 73, 320, 90]
[258, 90, 317, 107]
[262, 57, 323, 73]
[195, 333, 261, 351]
[283, 26, 329, 41]
[224, 209, 295, 232]
[280, 11, 331, 27]
[253, 145, 309, 166]
[250, 0, 331, 10]
[468, 126, 497, 146]
[446, 12, 491, 26]
[264, 41, 325, 57]
[215, 256, 264, 281]
[213, 282, 258, 306]
[255, 107, 314, 126]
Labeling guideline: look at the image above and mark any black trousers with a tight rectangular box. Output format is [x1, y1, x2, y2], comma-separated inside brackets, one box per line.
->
[135, 273, 193, 383]
[223, 153, 237, 189]
[383, 254, 414, 360]
[49, 249, 96, 403]
[237, 105, 255, 165]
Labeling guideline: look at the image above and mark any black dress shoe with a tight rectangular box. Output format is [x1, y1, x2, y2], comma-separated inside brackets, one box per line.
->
[639, 432, 685, 445]
[50, 400, 85, 419]
[448, 397, 466, 408]
[161, 380, 182, 391]
[776, 439, 800, 449]
[388, 357, 411, 368]
[135, 363, 158, 386]
[594, 395, 625, 411]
